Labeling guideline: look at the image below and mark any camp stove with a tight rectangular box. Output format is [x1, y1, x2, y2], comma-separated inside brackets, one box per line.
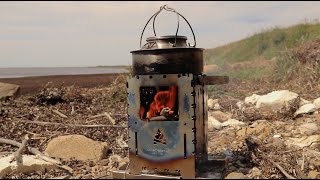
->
[112, 5, 228, 179]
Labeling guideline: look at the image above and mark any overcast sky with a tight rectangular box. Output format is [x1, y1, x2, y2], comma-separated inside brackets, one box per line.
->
[1, 1, 320, 67]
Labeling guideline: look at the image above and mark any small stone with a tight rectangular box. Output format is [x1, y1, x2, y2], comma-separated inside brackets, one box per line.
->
[265, 137, 285, 148]
[214, 103, 221, 110]
[236, 121, 271, 139]
[0, 155, 57, 178]
[0, 82, 20, 100]
[308, 170, 320, 179]
[225, 172, 246, 179]
[313, 97, 320, 109]
[294, 103, 317, 117]
[222, 119, 245, 128]
[208, 116, 222, 130]
[273, 134, 281, 138]
[255, 90, 299, 113]
[251, 167, 261, 177]
[286, 135, 320, 148]
[299, 123, 319, 135]
[45, 135, 109, 162]
[211, 111, 232, 122]
[208, 98, 219, 109]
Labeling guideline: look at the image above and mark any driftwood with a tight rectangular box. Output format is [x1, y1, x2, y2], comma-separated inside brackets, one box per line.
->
[0, 138, 73, 174]
[88, 112, 116, 125]
[13, 118, 126, 128]
[10, 135, 29, 164]
[52, 110, 68, 118]
[105, 112, 116, 125]
[71, 105, 75, 115]
[269, 159, 296, 179]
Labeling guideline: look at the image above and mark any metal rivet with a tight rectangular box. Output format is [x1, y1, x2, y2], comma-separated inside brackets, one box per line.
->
[136, 76, 139, 79]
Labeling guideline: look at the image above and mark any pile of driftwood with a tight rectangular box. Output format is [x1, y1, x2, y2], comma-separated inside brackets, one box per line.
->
[0, 76, 129, 179]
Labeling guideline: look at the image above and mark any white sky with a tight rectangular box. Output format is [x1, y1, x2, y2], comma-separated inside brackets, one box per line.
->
[0, 1, 320, 67]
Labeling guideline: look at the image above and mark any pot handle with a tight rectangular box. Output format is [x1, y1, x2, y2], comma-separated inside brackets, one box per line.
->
[139, 5, 197, 48]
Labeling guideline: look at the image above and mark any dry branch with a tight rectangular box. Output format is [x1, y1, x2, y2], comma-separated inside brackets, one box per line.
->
[105, 112, 116, 125]
[52, 109, 68, 118]
[269, 159, 296, 179]
[88, 113, 108, 119]
[88, 112, 116, 125]
[0, 137, 73, 174]
[11, 135, 29, 164]
[13, 118, 126, 128]
[71, 105, 75, 115]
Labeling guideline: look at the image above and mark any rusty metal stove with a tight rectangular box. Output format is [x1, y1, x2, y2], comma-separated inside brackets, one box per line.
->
[112, 5, 228, 179]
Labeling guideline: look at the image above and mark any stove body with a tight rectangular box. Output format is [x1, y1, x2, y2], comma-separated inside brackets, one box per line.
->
[113, 5, 228, 179]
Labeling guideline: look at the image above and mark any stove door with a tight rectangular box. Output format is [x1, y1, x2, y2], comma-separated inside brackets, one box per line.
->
[127, 74, 196, 178]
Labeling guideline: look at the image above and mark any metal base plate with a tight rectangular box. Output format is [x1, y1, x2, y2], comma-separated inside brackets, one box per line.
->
[111, 159, 225, 179]
[111, 170, 181, 179]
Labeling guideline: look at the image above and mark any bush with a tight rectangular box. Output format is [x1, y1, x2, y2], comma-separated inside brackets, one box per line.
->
[272, 31, 286, 46]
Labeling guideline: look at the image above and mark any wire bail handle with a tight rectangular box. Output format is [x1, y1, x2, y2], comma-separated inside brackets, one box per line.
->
[139, 5, 197, 49]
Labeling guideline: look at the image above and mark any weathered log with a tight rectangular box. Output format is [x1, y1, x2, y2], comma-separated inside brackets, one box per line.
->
[11, 135, 29, 164]
[13, 118, 126, 128]
[52, 109, 68, 118]
[269, 159, 296, 179]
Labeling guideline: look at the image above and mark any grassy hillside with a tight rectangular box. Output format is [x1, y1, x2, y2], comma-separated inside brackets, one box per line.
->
[204, 22, 320, 79]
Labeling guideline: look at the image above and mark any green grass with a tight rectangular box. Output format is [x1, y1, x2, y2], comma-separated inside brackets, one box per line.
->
[223, 67, 272, 80]
[205, 22, 320, 67]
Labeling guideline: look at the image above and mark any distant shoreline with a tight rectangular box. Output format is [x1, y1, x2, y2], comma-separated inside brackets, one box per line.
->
[0, 66, 129, 79]
[0, 73, 129, 95]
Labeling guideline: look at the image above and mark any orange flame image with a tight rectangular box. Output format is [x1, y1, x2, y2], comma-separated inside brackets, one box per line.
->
[140, 86, 177, 119]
